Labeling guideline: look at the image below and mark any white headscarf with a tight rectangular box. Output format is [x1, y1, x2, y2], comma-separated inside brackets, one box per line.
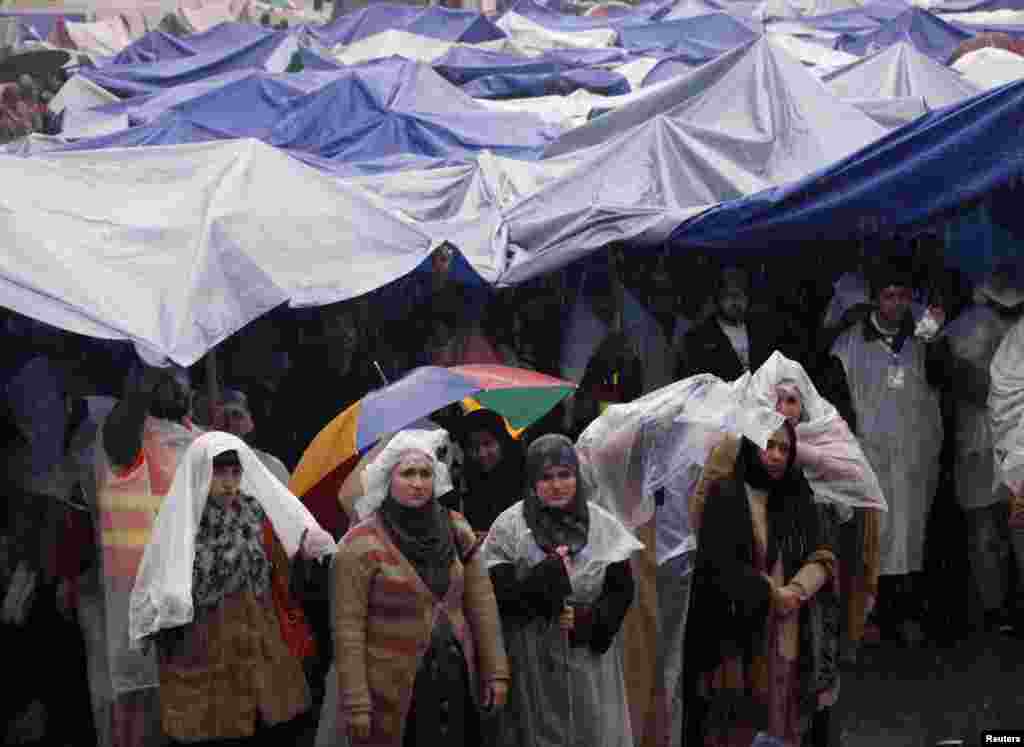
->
[129, 432, 336, 645]
[355, 429, 454, 521]
[746, 351, 888, 519]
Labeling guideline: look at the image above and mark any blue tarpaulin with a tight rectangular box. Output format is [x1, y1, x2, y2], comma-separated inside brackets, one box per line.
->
[315, 4, 506, 47]
[461, 67, 630, 98]
[78, 30, 299, 97]
[667, 80, 1024, 269]
[795, 0, 910, 34]
[433, 47, 564, 85]
[617, 13, 758, 60]
[834, 8, 973, 63]
[926, 0, 1024, 11]
[60, 59, 559, 163]
[293, 46, 344, 70]
[107, 23, 273, 67]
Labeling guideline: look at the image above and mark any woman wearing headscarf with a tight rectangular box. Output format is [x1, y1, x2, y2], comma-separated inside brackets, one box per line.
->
[128, 432, 337, 746]
[482, 434, 643, 747]
[691, 354, 885, 664]
[320, 428, 509, 747]
[454, 409, 526, 536]
[684, 421, 840, 747]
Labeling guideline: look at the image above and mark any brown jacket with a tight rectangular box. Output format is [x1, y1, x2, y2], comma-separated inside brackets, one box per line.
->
[334, 510, 509, 747]
[156, 532, 310, 742]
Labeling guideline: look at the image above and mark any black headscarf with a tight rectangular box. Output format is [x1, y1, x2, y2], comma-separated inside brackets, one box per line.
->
[523, 434, 590, 556]
[737, 421, 819, 580]
[377, 453, 457, 599]
[456, 409, 525, 532]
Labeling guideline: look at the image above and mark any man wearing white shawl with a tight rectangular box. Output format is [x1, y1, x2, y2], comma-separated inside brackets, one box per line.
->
[988, 314, 1024, 636]
[825, 256, 949, 645]
[130, 432, 336, 744]
[946, 268, 1023, 634]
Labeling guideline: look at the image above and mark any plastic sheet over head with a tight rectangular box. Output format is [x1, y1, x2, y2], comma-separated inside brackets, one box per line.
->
[576, 372, 784, 533]
[355, 428, 454, 520]
[990, 318, 1024, 494]
[129, 432, 336, 645]
[747, 351, 887, 519]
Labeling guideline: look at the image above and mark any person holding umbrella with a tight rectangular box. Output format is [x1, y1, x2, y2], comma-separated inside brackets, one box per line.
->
[319, 428, 509, 747]
[482, 434, 642, 747]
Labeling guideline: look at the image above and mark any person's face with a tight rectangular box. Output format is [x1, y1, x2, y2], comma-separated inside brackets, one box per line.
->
[535, 464, 577, 509]
[876, 285, 913, 327]
[151, 374, 192, 421]
[758, 427, 793, 480]
[222, 407, 254, 439]
[390, 452, 434, 508]
[718, 285, 749, 324]
[469, 430, 503, 473]
[775, 391, 803, 425]
[209, 462, 243, 502]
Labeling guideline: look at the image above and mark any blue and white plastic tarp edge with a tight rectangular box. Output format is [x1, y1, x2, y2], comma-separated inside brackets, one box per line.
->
[667, 78, 1024, 259]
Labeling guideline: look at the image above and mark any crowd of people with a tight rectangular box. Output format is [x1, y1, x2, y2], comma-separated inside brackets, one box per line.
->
[1, 237, 1023, 747]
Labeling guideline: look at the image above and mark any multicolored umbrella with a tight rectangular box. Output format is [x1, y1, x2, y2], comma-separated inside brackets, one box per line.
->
[289, 364, 575, 536]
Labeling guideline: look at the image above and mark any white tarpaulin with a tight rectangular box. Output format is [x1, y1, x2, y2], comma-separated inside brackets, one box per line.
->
[331, 29, 513, 66]
[64, 16, 135, 57]
[766, 30, 861, 74]
[844, 95, 929, 127]
[824, 41, 980, 108]
[757, 0, 860, 21]
[953, 47, 1024, 90]
[0, 138, 437, 366]
[496, 10, 619, 56]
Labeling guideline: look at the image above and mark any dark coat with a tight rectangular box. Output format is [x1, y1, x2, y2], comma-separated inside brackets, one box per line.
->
[677, 314, 794, 381]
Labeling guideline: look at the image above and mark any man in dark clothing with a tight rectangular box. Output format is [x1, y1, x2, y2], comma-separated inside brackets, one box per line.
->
[677, 266, 797, 381]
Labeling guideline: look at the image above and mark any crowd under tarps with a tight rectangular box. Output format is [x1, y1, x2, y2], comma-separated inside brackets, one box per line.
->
[2, 0, 1024, 364]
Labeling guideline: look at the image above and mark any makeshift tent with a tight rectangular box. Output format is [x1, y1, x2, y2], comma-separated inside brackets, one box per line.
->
[834, 7, 973, 62]
[666, 79, 1024, 261]
[494, 37, 887, 284]
[107, 22, 272, 65]
[823, 40, 981, 107]
[757, 0, 861, 22]
[616, 12, 760, 62]
[314, 3, 506, 48]
[328, 29, 513, 66]
[916, 0, 1024, 13]
[58, 60, 562, 161]
[77, 28, 299, 96]
[460, 67, 630, 98]
[953, 44, 1024, 85]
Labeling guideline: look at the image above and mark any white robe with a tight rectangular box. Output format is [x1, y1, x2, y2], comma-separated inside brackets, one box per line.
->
[831, 325, 942, 575]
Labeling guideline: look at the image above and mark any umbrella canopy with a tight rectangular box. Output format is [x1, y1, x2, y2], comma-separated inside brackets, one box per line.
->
[288, 364, 575, 536]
